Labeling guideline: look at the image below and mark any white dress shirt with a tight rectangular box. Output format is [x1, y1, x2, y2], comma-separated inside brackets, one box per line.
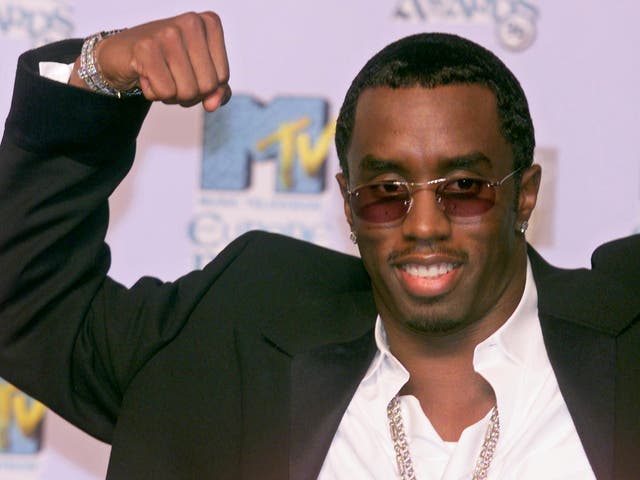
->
[39, 61, 74, 83]
[319, 262, 596, 479]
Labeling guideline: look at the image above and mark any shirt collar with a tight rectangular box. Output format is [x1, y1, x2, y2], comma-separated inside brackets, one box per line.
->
[360, 315, 404, 383]
[475, 259, 539, 367]
[362, 259, 539, 382]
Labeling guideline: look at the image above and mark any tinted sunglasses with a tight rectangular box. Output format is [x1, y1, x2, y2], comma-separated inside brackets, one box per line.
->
[347, 168, 522, 224]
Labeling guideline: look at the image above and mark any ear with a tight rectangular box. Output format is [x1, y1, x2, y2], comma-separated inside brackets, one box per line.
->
[516, 164, 542, 224]
[336, 172, 354, 229]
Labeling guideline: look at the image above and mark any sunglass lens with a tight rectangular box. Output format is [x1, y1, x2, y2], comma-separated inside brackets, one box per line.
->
[439, 179, 496, 217]
[351, 184, 410, 223]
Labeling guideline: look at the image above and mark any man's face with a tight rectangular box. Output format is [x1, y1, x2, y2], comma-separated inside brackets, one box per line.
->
[338, 85, 539, 337]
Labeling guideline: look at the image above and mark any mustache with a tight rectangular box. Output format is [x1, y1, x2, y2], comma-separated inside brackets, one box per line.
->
[387, 245, 469, 264]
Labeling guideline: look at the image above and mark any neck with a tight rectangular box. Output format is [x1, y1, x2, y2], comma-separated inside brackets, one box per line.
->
[380, 268, 526, 441]
[386, 323, 497, 441]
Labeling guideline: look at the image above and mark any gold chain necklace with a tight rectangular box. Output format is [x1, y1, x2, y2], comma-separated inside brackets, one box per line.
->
[386, 395, 500, 480]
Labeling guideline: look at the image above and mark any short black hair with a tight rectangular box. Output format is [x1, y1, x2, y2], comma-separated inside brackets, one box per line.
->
[335, 33, 535, 178]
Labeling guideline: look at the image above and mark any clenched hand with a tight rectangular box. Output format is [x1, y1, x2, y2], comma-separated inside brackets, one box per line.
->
[70, 12, 231, 112]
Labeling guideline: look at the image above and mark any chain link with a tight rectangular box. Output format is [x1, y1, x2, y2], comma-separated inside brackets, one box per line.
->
[387, 395, 499, 480]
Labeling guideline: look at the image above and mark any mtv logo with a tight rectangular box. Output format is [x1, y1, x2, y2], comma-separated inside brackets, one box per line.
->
[0, 379, 45, 454]
[201, 95, 335, 194]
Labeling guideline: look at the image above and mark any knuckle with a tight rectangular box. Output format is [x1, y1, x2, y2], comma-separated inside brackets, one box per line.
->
[155, 83, 177, 100]
[180, 85, 200, 101]
[157, 24, 182, 43]
[201, 11, 223, 35]
[218, 70, 230, 85]
[201, 11, 221, 28]
[133, 37, 155, 56]
[177, 11, 204, 31]
[198, 76, 218, 94]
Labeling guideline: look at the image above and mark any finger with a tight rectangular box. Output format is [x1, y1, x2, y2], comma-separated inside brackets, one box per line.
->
[177, 13, 221, 98]
[138, 75, 190, 106]
[202, 84, 232, 112]
[131, 38, 178, 102]
[156, 25, 203, 105]
[200, 12, 230, 87]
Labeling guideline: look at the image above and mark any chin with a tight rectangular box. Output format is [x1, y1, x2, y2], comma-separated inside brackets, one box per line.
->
[405, 316, 465, 335]
[399, 302, 467, 335]
[385, 291, 467, 335]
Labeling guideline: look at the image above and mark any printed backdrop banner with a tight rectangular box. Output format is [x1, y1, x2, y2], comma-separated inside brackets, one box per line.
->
[1, 0, 639, 478]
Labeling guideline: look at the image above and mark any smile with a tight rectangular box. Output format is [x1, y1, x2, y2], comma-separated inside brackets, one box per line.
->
[395, 260, 463, 298]
[401, 262, 458, 279]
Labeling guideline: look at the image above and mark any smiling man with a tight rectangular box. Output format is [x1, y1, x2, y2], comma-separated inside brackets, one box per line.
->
[336, 81, 538, 442]
[0, 11, 638, 480]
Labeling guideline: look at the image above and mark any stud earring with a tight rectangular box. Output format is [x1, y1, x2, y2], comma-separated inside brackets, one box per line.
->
[349, 231, 357, 244]
[519, 220, 529, 235]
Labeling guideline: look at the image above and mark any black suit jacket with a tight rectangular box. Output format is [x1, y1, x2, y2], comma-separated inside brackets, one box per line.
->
[0, 40, 638, 479]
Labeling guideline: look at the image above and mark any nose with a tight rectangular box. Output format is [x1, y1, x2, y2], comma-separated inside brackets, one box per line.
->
[401, 188, 452, 241]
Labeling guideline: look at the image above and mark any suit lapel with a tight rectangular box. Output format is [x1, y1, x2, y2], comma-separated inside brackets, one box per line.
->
[530, 245, 640, 480]
[538, 312, 615, 480]
[289, 331, 376, 480]
[259, 287, 378, 480]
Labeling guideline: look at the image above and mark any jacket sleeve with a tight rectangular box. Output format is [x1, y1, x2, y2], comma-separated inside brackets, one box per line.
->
[0, 40, 249, 442]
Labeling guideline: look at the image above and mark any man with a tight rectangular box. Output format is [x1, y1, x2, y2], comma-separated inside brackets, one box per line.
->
[0, 11, 638, 480]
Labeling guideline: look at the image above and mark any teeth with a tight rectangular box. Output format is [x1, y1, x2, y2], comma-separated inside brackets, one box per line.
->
[402, 263, 457, 279]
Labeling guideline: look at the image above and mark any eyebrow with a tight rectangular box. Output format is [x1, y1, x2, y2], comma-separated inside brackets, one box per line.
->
[438, 152, 492, 171]
[357, 152, 493, 174]
[358, 155, 406, 174]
